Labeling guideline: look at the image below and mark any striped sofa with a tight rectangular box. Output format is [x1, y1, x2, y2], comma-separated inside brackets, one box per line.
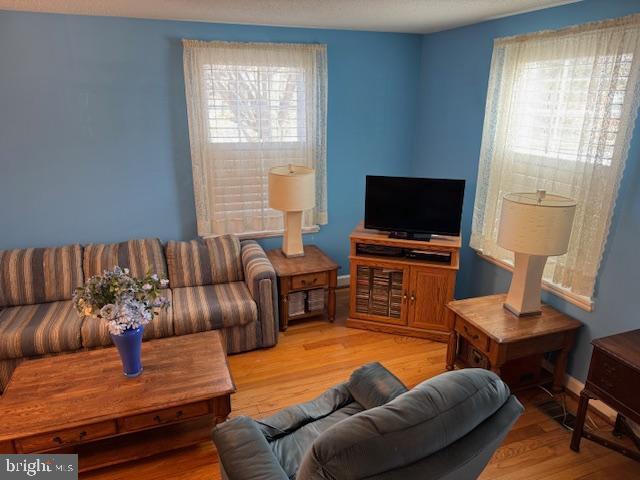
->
[0, 235, 279, 394]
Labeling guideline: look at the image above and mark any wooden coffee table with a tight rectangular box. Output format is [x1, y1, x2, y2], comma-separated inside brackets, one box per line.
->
[0, 331, 235, 472]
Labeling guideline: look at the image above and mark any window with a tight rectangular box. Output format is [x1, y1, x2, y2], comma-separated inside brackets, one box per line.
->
[204, 64, 305, 144]
[183, 41, 328, 237]
[471, 15, 640, 309]
[508, 54, 632, 167]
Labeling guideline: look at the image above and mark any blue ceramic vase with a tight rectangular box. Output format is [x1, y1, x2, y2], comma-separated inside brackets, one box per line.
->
[110, 326, 144, 377]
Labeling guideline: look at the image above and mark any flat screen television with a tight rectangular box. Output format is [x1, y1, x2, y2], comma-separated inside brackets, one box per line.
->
[364, 176, 465, 240]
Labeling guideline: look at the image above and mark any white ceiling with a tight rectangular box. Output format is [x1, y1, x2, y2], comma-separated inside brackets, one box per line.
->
[0, 0, 582, 34]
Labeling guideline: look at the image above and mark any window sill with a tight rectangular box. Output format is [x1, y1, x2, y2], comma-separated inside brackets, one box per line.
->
[474, 250, 594, 313]
[202, 225, 320, 241]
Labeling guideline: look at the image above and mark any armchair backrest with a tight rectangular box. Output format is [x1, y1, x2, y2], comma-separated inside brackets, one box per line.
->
[346, 362, 408, 409]
[165, 234, 243, 288]
[365, 395, 523, 480]
[0, 244, 83, 307]
[298, 369, 523, 480]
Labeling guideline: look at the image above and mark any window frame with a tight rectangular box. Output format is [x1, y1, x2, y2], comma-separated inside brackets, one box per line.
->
[183, 40, 328, 238]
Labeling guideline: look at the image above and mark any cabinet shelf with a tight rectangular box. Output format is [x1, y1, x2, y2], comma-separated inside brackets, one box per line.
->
[350, 253, 459, 270]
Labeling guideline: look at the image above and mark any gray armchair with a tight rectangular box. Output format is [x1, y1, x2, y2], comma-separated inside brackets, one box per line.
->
[212, 364, 524, 480]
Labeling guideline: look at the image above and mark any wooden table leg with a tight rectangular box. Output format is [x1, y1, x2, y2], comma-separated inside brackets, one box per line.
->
[446, 330, 457, 371]
[553, 333, 574, 392]
[328, 270, 337, 323]
[613, 413, 625, 438]
[571, 390, 590, 452]
[280, 295, 288, 331]
[0, 440, 15, 453]
[553, 349, 568, 392]
[278, 278, 290, 332]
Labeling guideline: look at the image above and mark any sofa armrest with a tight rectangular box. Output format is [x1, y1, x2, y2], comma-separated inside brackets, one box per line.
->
[347, 362, 408, 409]
[212, 416, 289, 480]
[241, 241, 279, 348]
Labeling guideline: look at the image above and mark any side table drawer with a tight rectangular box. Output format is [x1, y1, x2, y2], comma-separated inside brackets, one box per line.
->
[16, 420, 116, 453]
[455, 320, 490, 353]
[588, 349, 640, 413]
[119, 401, 210, 432]
[292, 272, 328, 290]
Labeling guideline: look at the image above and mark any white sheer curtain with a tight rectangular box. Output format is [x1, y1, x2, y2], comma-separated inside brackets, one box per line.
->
[183, 40, 328, 237]
[471, 14, 640, 305]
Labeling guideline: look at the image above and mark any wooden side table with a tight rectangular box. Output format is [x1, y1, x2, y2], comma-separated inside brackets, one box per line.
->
[446, 294, 581, 392]
[266, 245, 339, 331]
[570, 329, 640, 462]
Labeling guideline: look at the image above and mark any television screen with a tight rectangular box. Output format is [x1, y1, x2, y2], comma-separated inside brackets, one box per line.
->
[364, 176, 465, 236]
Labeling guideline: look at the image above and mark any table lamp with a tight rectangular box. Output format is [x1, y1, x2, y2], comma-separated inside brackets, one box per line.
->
[268, 165, 315, 258]
[497, 190, 576, 316]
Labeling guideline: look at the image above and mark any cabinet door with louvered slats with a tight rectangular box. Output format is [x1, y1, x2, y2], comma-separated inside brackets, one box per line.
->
[349, 260, 409, 325]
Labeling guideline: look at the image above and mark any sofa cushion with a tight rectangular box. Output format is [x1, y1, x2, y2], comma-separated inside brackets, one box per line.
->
[0, 244, 83, 307]
[297, 369, 512, 480]
[205, 235, 244, 284]
[166, 235, 243, 288]
[172, 282, 257, 335]
[83, 238, 168, 284]
[165, 239, 212, 288]
[0, 301, 83, 360]
[81, 290, 174, 348]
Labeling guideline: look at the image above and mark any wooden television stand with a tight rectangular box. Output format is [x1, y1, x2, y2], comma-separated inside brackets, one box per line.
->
[346, 222, 460, 342]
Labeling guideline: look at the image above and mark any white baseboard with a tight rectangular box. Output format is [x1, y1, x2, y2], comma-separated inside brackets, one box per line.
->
[541, 359, 617, 423]
[337, 274, 350, 288]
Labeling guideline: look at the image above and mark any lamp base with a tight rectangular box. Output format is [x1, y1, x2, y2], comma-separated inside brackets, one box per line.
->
[504, 252, 547, 317]
[282, 211, 305, 258]
[503, 302, 542, 317]
[282, 250, 305, 258]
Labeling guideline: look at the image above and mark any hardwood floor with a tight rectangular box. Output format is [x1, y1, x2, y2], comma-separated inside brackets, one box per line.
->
[84, 289, 640, 479]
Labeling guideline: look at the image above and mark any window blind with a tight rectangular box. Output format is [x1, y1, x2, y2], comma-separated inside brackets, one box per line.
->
[183, 41, 328, 237]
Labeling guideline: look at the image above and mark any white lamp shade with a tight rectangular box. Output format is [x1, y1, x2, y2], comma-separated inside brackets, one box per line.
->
[497, 192, 576, 256]
[268, 165, 315, 212]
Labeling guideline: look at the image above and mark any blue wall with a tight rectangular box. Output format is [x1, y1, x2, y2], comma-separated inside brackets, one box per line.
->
[0, 11, 422, 272]
[413, 0, 640, 381]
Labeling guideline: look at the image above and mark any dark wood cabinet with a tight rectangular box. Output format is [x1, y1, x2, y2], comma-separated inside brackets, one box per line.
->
[571, 329, 640, 462]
